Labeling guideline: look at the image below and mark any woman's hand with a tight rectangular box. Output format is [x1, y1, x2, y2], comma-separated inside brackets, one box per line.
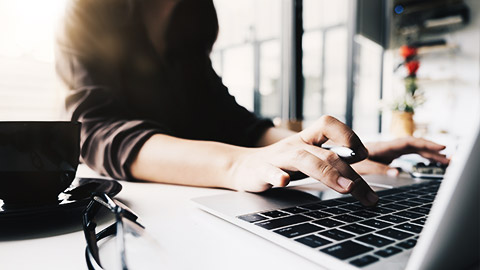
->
[229, 116, 379, 206]
[351, 137, 450, 176]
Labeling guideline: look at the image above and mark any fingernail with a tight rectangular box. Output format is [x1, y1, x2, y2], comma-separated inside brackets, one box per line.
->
[274, 171, 289, 186]
[276, 171, 288, 178]
[387, 168, 399, 177]
[367, 191, 379, 204]
[337, 177, 353, 190]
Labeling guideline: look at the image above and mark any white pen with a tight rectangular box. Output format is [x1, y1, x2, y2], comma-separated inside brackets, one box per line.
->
[321, 145, 356, 159]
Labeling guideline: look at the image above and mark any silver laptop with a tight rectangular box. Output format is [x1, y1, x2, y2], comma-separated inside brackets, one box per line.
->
[193, 125, 479, 270]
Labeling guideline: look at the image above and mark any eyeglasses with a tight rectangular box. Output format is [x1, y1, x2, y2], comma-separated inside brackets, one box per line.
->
[82, 193, 164, 270]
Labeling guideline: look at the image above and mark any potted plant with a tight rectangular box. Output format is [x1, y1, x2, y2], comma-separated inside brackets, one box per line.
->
[391, 45, 424, 137]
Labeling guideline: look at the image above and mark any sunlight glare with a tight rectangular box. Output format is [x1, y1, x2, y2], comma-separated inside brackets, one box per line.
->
[0, 0, 67, 62]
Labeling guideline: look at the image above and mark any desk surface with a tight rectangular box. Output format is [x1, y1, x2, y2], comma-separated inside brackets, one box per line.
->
[0, 166, 420, 270]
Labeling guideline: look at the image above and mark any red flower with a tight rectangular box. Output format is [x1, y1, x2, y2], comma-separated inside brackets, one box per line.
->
[405, 60, 420, 75]
[400, 45, 417, 59]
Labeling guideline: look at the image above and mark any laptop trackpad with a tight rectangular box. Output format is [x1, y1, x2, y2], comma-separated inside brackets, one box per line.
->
[193, 174, 418, 217]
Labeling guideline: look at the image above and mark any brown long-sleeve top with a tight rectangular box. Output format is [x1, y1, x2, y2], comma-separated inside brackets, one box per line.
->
[56, 0, 273, 180]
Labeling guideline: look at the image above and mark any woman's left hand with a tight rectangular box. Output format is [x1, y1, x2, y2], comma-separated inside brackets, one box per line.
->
[351, 137, 450, 176]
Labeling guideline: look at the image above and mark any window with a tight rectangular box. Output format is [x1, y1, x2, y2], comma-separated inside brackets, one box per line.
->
[2, 0, 383, 136]
[0, 0, 66, 121]
[212, 0, 282, 118]
[302, 0, 349, 125]
[353, 36, 383, 138]
[214, 0, 383, 136]
[213, 0, 355, 125]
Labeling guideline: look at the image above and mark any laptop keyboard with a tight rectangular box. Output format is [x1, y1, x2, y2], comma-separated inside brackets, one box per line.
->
[237, 180, 441, 268]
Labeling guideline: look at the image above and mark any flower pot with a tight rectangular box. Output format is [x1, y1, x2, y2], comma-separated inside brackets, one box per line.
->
[391, 111, 414, 137]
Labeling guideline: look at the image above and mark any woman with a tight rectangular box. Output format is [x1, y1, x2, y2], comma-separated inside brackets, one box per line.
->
[56, 0, 448, 206]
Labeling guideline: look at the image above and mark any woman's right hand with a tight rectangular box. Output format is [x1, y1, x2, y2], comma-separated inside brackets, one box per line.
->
[229, 116, 379, 206]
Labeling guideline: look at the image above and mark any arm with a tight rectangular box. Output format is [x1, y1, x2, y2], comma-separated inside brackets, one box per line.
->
[57, 0, 273, 180]
[130, 134, 245, 189]
[131, 116, 379, 206]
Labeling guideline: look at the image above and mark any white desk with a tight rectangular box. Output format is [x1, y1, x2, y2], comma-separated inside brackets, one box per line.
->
[0, 166, 420, 270]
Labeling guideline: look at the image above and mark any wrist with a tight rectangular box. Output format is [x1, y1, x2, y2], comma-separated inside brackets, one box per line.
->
[225, 146, 258, 191]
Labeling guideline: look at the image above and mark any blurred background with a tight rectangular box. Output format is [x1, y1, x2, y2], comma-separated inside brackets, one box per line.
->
[0, 0, 66, 120]
[0, 0, 478, 144]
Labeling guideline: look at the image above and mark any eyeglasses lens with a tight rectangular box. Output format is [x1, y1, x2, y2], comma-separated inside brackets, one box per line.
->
[95, 212, 166, 269]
